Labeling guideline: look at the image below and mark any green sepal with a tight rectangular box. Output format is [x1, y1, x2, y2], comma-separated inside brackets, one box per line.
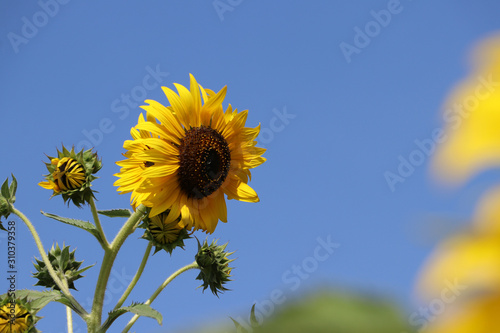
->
[97, 208, 132, 218]
[0, 220, 6, 232]
[41, 211, 104, 244]
[1, 177, 10, 199]
[59, 245, 70, 271]
[100, 302, 163, 331]
[9, 173, 17, 203]
[0, 174, 16, 219]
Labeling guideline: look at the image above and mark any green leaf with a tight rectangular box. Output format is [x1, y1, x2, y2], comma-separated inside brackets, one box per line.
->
[230, 317, 249, 333]
[41, 211, 103, 244]
[250, 304, 259, 327]
[1, 178, 10, 200]
[252, 291, 415, 333]
[100, 303, 163, 331]
[97, 209, 132, 218]
[5, 289, 63, 312]
[230, 304, 257, 333]
[8, 174, 17, 203]
[0, 220, 6, 232]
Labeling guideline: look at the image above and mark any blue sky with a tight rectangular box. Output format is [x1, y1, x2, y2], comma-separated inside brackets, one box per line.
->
[2, 1, 500, 332]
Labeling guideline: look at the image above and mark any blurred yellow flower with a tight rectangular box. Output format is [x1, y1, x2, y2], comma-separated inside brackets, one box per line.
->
[433, 34, 500, 183]
[417, 188, 500, 299]
[417, 34, 500, 333]
[422, 293, 500, 333]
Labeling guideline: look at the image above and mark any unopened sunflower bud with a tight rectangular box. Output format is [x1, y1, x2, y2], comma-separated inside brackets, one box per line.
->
[140, 209, 191, 255]
[38, 145, 101, 207]
[32, 243, 93, 291]
[195, 239, 235, 296]
[0, 296, 39, 333]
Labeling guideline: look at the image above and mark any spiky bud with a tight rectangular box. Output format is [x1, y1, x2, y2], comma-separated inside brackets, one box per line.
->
[195, 239, 235, 296]
[38, 145, 102, 207]
[32, 243, 93, 291]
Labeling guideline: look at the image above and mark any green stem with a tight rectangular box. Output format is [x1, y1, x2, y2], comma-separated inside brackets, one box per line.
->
[89, 197, 109, 250]
[121, 261, 199, 333]
[66, 302, 74, 333]
[12, 207, 88, 318]
[60, 278, 74, 333]
[87, 204, 147, 332]
[113, 242, 153, 310]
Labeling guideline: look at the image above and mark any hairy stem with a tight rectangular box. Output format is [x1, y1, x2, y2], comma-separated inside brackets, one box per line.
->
[121, 261, 199, 333]
[12, 207, 88, 318]
[87, 204, 147, 332]
[60, 278, 74, 333]
[113, 242, 153, 310]
[89, 197, 109, 250]
[66, 306, 73, 333]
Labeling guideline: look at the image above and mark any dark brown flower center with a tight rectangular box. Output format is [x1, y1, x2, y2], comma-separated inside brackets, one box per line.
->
[178, 126, 231, 199]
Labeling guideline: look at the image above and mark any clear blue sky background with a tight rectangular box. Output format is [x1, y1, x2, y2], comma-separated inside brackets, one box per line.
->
[2, 1, 500, 332]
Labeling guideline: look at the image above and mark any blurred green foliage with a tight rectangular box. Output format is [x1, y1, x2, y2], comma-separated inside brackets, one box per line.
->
[186, 289, 416, 333]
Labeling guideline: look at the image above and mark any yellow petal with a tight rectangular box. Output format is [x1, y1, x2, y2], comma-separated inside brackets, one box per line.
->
[224, 176, 259, 202]
[423, 293, 500, 333]
[474, 186, 500, 235]
[433, 35, 500, 183]
[417, 233, 500, 299]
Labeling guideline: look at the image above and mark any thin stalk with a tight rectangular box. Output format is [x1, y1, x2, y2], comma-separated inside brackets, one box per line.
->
[89, 197, 109, 250]
[121, 261, 199, 333]
[66, 303, 73, 333]
[61, 278, 74, 333]
[12, 207, 88, 318]
[113, 242, 153, 310]
[87, 204, 147, 332]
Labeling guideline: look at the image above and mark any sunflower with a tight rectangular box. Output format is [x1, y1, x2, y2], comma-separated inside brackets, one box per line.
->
[114, 74, 266, 233]
[0, 301, 34, 333]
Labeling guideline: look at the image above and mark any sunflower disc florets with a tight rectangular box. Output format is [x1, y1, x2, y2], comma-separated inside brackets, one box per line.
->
[32, 243, 93, 291]
[195, 239, 234, 296]
[140, 209, 191, 255]
[0, 296, 40, 333]
[38, 145, 102, 207]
